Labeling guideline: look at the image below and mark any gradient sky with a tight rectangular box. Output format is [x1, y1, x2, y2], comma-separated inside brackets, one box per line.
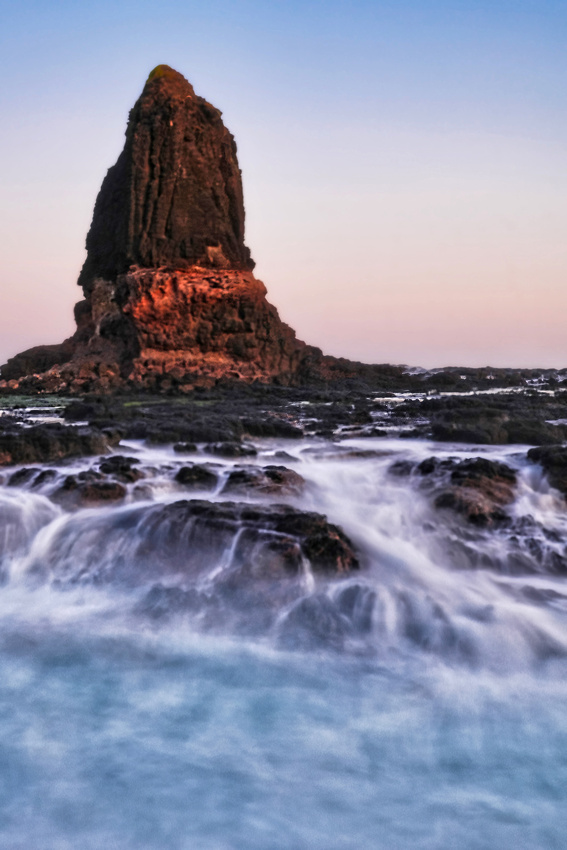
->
[1, 0, 566, 369]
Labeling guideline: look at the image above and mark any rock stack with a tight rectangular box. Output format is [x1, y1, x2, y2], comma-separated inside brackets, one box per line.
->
[1, 66, 323, 393]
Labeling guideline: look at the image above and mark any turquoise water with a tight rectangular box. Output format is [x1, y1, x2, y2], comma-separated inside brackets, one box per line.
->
[1, 618, 566, 849]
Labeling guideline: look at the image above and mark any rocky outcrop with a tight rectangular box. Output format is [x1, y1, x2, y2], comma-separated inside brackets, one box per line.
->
[391, 455, 518, 526]
[4, 266, 316, 394]
[0, 65, 322, 394]
[0, 423, 120, 466]
[78, 64, 254, 289]
[0, 340, 75, 382]
[431, 457, 517, 525]
[28, 498, 359, 586]
[528, 446, 567, 498]
[221, 465, 305, 497]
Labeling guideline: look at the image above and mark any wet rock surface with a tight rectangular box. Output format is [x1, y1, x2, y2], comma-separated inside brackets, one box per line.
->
[52, 474, 128, 509]
[174, 464, 218, 490]
[60, 391, 308, 446]
[432, 457, 517, 526]
[527, 446, 567, 497]
[30, 498, 359, 593]
[394, 392, 567, 445]
[205, 441, 257, 458]
[0, 423, 119, 466]
[392, 455, 518, 526]
[388, 449, 567, 577]
[221, 465, 305, 497]
[12, 378, 562, 451]
[98, 455, 143, 482]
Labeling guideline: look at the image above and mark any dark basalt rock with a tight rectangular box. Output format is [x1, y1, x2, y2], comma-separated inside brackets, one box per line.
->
[436, 458, 517, 525]
[0, 424, 119, 466]
[99, 455, 143, 482]
[173, 442, 198, 454]
[410, 394, 567, 445]
[386, 391, 567, 446]
[75, 480, 127, 505]
[240, 417, 304, 439]
[64, 401, 102, 421]
[205, 441, 257, 458]
[36, 498, 358, 586]
[0, 340, 75, 382]
[433, 490, 510, 525]
[7, 468, 37, 488]
[78, 64, 253, 292]
[128, 413, 239, 444]
[52, 472, 127, 509]
[174, 465, 217, 490]
[527, 446, 567, 497]
[399, 455, 518, 526]
[221, 465, 305, 497]
[31, 469, 58, 489]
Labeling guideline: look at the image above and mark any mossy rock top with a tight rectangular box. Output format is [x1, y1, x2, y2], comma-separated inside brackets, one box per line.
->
[147, 64, 183, 83]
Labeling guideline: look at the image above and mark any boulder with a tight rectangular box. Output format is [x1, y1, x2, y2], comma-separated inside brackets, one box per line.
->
[0, 424, 118, 466]
[527, 446, 567, 497]
[33, 499, 359, 586]
[1, 66, 318, 392]
[415, 456, 517, 526]
[52, 472, 127, 509]
[174, 465, 217, 490]
[222, 465, 305, 497]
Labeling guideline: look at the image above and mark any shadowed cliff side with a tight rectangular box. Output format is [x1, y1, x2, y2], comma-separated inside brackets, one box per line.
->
[78, 64, 254, 292]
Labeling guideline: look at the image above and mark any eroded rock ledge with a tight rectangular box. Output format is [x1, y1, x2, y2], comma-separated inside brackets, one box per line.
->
[2, 267, 320, 394]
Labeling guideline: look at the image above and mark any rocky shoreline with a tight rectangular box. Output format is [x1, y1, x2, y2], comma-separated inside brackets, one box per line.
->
[1, 380, 567, 650]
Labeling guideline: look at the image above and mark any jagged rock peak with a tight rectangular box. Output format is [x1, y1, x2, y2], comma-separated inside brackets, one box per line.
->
[145, 63, 196, 94]
[78, 64, 254, 294]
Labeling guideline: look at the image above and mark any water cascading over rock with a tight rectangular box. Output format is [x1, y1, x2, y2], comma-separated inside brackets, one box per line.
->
[2, 65, 325, 393]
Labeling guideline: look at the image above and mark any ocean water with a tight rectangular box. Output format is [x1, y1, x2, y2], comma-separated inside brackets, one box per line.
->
[1, 434, 567, 848]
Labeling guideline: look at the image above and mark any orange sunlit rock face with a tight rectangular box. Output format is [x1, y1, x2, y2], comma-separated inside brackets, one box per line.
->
[116, 266, 313, 390]
[0, 265, 320, 393]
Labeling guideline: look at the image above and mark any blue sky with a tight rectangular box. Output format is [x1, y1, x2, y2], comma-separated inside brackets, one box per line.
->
[1, 0, 566, 367]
